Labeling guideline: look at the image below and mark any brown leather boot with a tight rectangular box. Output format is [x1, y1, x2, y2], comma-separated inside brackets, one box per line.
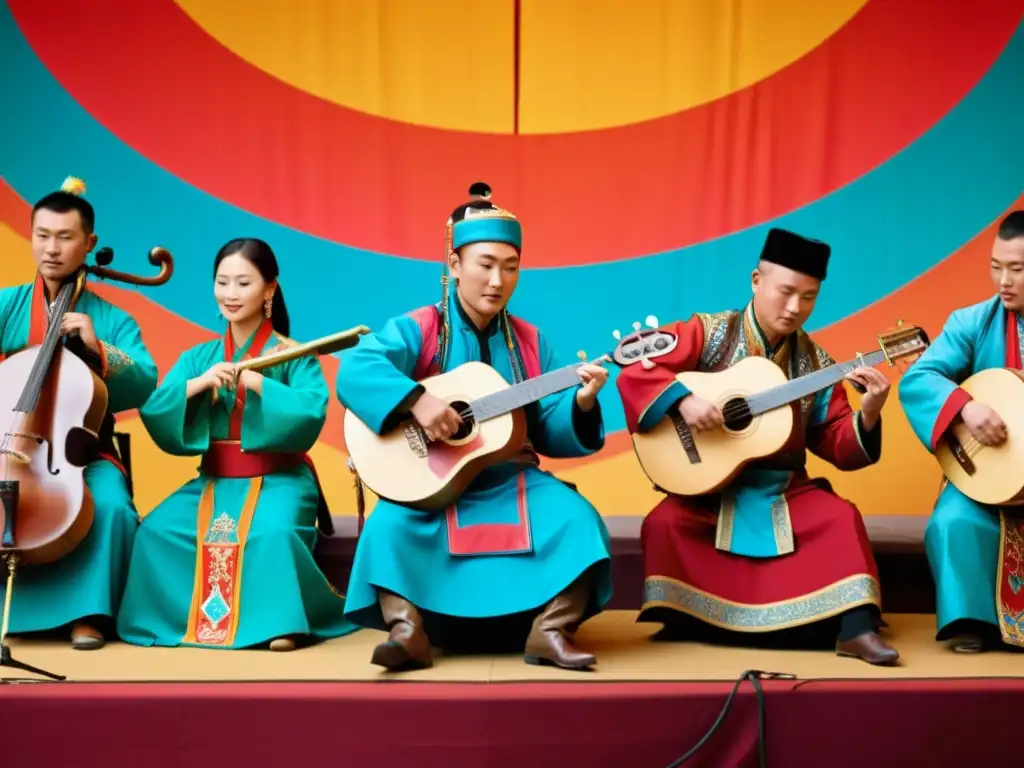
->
[370, 592, 433, 671]
[71, 621, 105, 651]
[523, 578, 597, 670]
[836, 631, 900, 665]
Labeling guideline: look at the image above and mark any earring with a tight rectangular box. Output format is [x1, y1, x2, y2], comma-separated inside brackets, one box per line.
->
[264, 298, 272, 319]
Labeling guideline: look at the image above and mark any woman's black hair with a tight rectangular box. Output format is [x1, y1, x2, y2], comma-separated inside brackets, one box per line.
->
[213, 238, 290, 337]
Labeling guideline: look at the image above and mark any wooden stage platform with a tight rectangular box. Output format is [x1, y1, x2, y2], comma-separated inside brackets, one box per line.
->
[1, 611, 1022, 767]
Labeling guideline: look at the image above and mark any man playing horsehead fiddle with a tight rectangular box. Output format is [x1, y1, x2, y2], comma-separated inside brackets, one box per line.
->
[616, 228, 900, 665]
[336, 182, 614, 671]
[0, 178, 158, 649]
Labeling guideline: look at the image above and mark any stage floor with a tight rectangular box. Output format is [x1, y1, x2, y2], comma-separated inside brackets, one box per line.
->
[3, 611, 1023, 683]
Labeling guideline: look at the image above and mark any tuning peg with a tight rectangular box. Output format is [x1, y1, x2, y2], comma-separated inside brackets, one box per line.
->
[896, 319, 904, 327]
[645, 315, 659, 328]
[612, 329, 621, 340]
[577, 350, 587, 361]
[632, 321, 642, 331]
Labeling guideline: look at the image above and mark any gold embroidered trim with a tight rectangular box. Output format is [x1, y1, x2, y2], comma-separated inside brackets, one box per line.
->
[715, 493, 736, 551]
[771, 495, 795, 554]
[642, 573, 881, 632]
[102, 343, 134, 377]
[695, 310, 737, 370]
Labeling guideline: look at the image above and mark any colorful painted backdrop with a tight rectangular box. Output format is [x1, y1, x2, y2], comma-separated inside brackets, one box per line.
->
[1, 0, 1023, 520]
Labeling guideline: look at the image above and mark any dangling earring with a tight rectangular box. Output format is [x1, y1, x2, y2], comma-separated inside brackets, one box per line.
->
[264, 298, 272, 319]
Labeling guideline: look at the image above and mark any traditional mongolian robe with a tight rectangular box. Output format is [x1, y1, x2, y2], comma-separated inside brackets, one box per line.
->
[617, 303, 883, 637]
[0, 275, 157, 633]
[336, 294, 613, 643]
[117, 319, 356, 649]
[899, 295, 1024, 647]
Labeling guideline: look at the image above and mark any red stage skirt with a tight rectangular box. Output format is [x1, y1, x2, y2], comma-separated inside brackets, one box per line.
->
[639, 482, 882, 634]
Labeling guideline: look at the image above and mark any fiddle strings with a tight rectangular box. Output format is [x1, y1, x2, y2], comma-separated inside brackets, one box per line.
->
[1, 282, 76, 461]
[13, 282, 76, 412]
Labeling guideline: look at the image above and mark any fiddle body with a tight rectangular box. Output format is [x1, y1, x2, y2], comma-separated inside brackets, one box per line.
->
[0, 343, 106, 564]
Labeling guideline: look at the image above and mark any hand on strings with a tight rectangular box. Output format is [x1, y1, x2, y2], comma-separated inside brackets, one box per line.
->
[59, 312, 100, 355]
[960, 401, 1007, 447]
[677, 394, 724, 433]
[410, 391, 463, 442]
[576, 363, 609, 412]
[847, 366, 890, 430]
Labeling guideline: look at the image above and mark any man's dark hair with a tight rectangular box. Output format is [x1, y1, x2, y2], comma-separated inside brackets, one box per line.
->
[31, 191, 95, 234]
[997, 210, 1024, 241]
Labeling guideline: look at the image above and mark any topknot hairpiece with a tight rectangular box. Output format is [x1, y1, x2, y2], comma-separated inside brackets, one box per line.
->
[61, 176, 87, 196]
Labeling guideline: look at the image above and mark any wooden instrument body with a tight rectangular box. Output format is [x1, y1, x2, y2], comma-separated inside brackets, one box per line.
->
[0, 346, 107, 564]
[935, 368, 1024, 506]
[630, 355, 795, 496]
[343, 361, 528, 510]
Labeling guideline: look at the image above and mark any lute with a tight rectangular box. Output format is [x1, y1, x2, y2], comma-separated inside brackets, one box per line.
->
[343, 350, 610, 510]
[934, 368, 1024, 506]
[622, 321, 930, 496]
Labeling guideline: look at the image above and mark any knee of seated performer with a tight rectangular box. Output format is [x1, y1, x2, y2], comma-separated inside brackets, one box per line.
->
[640, 503, 679, 540]
[925, 498, 988, 542]
[90, 477, 139, 524]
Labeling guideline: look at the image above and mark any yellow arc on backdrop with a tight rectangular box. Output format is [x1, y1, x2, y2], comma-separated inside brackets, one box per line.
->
[175, 0, 867, 135]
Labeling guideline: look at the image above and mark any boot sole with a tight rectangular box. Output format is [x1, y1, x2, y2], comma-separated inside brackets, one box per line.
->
[371, 641, 432, 671]
[835, 649, 900, 666]
[523, 654, 595, 671]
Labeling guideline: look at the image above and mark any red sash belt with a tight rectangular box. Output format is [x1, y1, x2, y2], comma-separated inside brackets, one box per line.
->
[201, 441, 304, 477]
[200, 441, 334, 536]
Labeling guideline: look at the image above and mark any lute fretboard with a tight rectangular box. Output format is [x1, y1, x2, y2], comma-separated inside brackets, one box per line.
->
[469, 362, 590, 422]
[745, 349, 888, 416]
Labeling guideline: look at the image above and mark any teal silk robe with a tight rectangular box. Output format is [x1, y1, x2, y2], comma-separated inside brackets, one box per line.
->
[899, 295, 1024, 645]
[335, 294, 613, 636]
[0, 276, 157, 633]
[117, 322, 357, 649]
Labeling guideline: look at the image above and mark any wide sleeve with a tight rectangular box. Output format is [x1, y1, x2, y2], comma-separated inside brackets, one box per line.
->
[93, 310, 159, 413]
[526, 331, 605, 459]
[334, 314, 426, 435]
[805, 377, 882, 471]
[614, 316, 706, 433]
[138, 348, 211, 456]
[240, 355, 328, 453]
[897, 310, 975, 453]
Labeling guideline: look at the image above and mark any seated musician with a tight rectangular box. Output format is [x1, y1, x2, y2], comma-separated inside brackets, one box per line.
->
[898, 210, 1024, 653]
[116, 238, 357, 651]
[0, 178, 158, 650]
[616, 228, 900, 665]
[335, 183, 613, 671]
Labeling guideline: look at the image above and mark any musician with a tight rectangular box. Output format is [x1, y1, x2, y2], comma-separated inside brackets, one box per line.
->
[898, 210, 1024, 653]
[0, 178, 158, 649]
[116, 238, 357, 651]
[335, 183, 612, 671]
[616, 228, 900, 665]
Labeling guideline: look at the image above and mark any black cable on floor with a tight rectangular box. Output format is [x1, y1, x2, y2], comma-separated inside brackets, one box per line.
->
[665, 669, 792, 768]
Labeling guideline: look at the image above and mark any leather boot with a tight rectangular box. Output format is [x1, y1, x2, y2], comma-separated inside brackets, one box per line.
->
[523, 578, 597, 670]
[370, 592, 433, 671]
[836, 631, 900, 665]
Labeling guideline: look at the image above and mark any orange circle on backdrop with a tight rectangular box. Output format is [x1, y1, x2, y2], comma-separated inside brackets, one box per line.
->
[174, 0, 868, 134]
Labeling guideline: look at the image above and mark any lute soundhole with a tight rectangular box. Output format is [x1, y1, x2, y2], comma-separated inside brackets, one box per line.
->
[722, 397, 753, 432]
[447, 400, 476, 442]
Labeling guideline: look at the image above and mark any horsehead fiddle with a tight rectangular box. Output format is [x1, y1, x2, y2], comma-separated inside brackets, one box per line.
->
[0, 243, 174, 679]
